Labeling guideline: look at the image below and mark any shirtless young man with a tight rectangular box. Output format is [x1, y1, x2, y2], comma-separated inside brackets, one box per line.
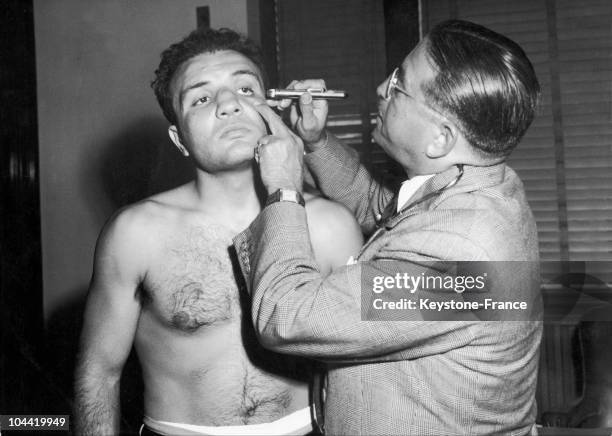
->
[73, 28, 363, 436]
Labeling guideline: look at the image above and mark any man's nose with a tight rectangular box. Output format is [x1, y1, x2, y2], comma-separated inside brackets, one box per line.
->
[215, 89, 242, 118]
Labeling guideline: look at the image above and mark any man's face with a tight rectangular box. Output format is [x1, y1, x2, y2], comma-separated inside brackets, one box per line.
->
[169, 50, 266, 172]
[372, 40, 440, 177]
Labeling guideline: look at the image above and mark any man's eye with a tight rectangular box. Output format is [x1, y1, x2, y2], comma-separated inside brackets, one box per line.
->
[194, 96, 210, 106]
[237, 87, 255, 96]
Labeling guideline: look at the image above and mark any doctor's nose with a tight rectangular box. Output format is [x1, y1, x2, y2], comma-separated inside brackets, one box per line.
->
[216, 90, 243, 118]
[376, 77, 388, 100]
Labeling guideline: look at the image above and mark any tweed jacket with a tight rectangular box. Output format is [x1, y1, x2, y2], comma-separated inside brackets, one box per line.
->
[233, 134, 542, 435]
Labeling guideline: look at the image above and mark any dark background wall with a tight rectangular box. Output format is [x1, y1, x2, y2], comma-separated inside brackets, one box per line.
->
[34, 0, 251, 323]
[1, 0, 44, 416]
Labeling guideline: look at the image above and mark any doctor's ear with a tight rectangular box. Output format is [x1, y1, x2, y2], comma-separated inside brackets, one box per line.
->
[426, 120, 459, 159]
[168, 125, 190, 157]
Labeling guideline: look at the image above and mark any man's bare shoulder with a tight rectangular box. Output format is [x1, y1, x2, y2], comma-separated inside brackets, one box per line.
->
[97, 184, 195, 255]
[110, 183, 195, 226]
[303, 193, 364, 273]
[304, 193, 360, 229]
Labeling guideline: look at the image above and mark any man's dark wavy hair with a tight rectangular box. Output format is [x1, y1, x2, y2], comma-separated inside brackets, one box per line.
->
[151, 27, 266, 125]
[422, 20, 540, 157]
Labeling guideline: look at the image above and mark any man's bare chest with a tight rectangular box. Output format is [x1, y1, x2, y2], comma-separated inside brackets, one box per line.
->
[141, 224, 243, 331]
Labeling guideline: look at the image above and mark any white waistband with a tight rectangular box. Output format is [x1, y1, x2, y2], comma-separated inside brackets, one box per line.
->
[143, 407, 313, 435]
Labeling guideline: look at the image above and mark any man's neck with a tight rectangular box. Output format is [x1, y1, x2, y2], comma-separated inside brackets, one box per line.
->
[192, 166, 263, 230]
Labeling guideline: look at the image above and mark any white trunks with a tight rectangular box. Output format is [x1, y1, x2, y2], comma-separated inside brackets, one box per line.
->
[141, 407, 314, 435]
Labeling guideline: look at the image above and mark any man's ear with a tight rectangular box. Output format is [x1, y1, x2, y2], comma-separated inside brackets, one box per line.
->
[426, 119, 459, 159]
[168, 125, 189, 157]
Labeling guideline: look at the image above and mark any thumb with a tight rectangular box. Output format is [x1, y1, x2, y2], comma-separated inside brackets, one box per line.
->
[298, 92, 317, 130]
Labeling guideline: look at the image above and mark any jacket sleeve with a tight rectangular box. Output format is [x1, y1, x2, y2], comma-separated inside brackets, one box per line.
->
[304, 132, 395, 236]
[233, 202, 494, 364]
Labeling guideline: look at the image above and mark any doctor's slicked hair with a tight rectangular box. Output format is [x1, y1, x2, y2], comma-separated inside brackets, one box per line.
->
[422, 20, 540, 157]
[151, 27, 266, 125]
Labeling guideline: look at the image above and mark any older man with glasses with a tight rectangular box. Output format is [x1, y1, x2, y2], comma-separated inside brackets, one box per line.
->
[235, 20, 543, 435]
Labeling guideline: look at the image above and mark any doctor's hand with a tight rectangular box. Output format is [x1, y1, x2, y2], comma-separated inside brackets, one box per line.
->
[254, 103, 304, 195]
[270, 79, 329, 150]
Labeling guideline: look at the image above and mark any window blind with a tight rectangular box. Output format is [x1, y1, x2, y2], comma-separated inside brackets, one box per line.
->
[275, 0, 403, 184]
[556, 0, 612, 275]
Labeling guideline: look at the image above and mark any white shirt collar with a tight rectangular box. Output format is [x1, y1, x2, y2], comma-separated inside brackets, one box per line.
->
[397, 174, 435, 212]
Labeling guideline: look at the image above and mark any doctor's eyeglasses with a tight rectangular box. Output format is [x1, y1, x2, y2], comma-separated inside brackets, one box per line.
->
[385, 68, 411, 100]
